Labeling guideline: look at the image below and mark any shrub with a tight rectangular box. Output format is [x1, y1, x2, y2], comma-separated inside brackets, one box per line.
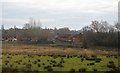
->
[80, 55, 83, 58]
[7, 56, 10, 58]
[5, 60, 9, 63]
[56, 63, 64, 67]
[5, 63, 8, 65]
[107, 61, 116, 69]
[38, 64, 41, 67]
[93, 69, 97, 71]
[53, 64, 56, 67]
[91, 55, 97, 58]
[10, 64, 13, 67]
[95, 58, 102, 63]
[28, 60, 31, 62]
[114, 56, 118, 59]
[44, 66, 51, 69]
[37, 59, 40, 62]
[47, 67, 53, 71]
[95, 60, 101, 63]
[34, 61, 37, 64]
[19, 60, 22, 62]
[109, 61, 114, 64]
[51, 60, 57, 64]
[2, 67, 18, 72]
[79, 68, 86, 72]
[42, 63, 45, 66]
[70, 56, 72, 58]
[87, 63, 95, 66]
[86, 57, 95, 61]
[106, 56, 110, 58]
[67, 55, 70, 58]
[70, 68, 75, 72]
[26, 64, 32, 70]
[23, 56, 26, 58]
[18, 62, 20, 64]
[81, 58, 84, 62]
[73, 55, 77, 57]
[23, 63, 26, 65]
[38, 55, 41, 56]
[62, 55, 66, 57]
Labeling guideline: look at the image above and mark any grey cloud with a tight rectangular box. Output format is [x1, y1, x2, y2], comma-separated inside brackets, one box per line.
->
[1, 0, 118, 30]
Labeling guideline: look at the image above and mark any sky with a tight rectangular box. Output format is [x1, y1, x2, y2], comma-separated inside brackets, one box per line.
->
[0, 0, 118, 30]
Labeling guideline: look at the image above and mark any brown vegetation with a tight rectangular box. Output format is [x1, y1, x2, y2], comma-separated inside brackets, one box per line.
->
[2, 43, 118, 55]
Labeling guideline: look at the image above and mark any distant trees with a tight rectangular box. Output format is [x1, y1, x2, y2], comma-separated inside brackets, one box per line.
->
[115, 22, 120, 31]
[1, 25, 4, 30]
[2, 19, 119, 48]
[23, 23, 31, 29]
[23, 18, 41, 29]
[81, 20, 118, 48]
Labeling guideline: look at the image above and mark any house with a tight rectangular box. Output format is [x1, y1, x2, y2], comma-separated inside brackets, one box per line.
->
[55, 34, 80, 44]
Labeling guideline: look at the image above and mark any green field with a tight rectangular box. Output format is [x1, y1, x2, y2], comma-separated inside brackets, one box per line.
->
[2, 54, 119, 72]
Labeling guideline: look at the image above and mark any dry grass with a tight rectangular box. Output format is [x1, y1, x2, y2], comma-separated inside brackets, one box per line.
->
[2, 43, 118, 55]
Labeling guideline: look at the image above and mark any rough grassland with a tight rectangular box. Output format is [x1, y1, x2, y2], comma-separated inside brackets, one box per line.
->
[2, 43, 119, 72]
[2, 43, 118, 55]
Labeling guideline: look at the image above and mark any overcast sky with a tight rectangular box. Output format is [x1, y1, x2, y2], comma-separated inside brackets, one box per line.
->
[1, 0, 118, 30]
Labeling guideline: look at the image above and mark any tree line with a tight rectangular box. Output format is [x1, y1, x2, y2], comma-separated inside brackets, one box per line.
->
[1, 20, 119, 48]
[80, 20, 119, 48]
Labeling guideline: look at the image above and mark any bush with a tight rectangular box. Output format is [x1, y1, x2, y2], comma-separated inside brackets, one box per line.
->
[42, 63, 45, 66]
[70, 68, 75, 72]
[5, 63, 8, 65]
[37, 59, 40, 62]
[79, 68, 86, 72]
[44, 65, 51, 69]
[25, 64, 32, 71]
[44, 65, 53, 71]
[47, 67, 53, 71]
[38, 64, 41, 67]
[93, 69, 97, 71]
[107, 61, 116, 69]
[86, 57, 96, 61]
[95, 58, 102, 63]
[81, 58, 84, 62]
[87, 63, 95, 66]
